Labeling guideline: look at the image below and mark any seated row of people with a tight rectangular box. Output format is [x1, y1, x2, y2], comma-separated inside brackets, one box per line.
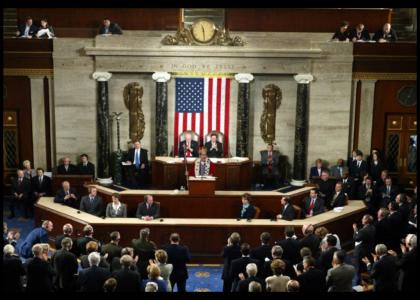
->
[332, 22, 398, 43]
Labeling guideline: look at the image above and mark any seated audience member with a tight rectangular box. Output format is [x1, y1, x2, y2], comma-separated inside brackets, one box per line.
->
[54, 181, 79, 208]
[145, 281, 159, 292]
[136, 194, 160, 220]
[78, 252, 111, 292]
[340, 170, 355, 199]
[349, 150, 368, 183]
[358, 176, 377, 214]
[298, 224, 321, 258]
[57, 157, 79, 174]
[318, 170, 335, 205]
[25, 243, 54, 292]
[316, 235, 338, 275]
[99, 18, 123, 35]
[260, 144, 281, 186]
[55, 223, 76, 253]
[36, 18, 54, 38]
[101, 231, 122, 264]
[32, 167, 52, 200]
[132, 228, 157, 280]
[80, 241, 110, 269]
[76, 224, 101, 257]
[205, 133, 223, 158]
[187, 147, 216, 177]
[304, 189, 325, 217]
[238, 193, 256, 219]
[348, 23, 371, 42]
[373, 23, 398, 42]
[309, 158, 326, 180]
[374, 208, 391, 247]
[77, 153, 95, 177]
[163, 233, 191, 292]
[10, 169, 32, 219]
[326, 250, 355, 292]
[296, 256, 326, 292]
[330, 158, 347, 178]
[229, 243, 260, 292]
[178, 132, 199, 158]
[103, 277, 117, 292]
[378, 177, 398, 207]
[331, 21, 350, 41]
[265, 259, 290, 292]
[277, 197, 295, 220]
[112, 255, 141, 292]
[106, 193, 127, 218]
[248, 281, 263, 292]
[387, 201, 405, 252]
[80, 186, 104, 217]
[236, 263, 265, 292]
[51, 237, 78, 292]
[141, 265, 168, 292]
[22, 160, 35, 179]
[125, 140, 149, 188]
[222, 232, 242, 292]
[19, 220, 53, 259]
[362, 244, 398, 292]
[352, 214, 376, 279]
[329, 181, 347, 209]
[3, 244, 25, 292]
[16, 16, 38, 38]
[250, 232, 272, 264]
[286, 280, 300, 292]
[368, 151, 384, 184]
[154, 249, 173, 292]
[276, 226, 300, 265]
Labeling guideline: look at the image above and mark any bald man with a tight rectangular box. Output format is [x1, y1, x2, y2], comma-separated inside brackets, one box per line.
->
[10, 169, 32, 219]
[57, 157, 79, 175]
[373, 23, 398, 43]
[54, 181, 79, 208]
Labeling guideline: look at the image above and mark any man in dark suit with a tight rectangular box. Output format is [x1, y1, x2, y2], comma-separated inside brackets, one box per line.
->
[358, 177, 377, 215]
[10, 169, 32, 219]
[331, 21, 349, 41]
[54, 181, 79, 209]
[125, 140, 149, 188]
[55, 223, 77, 254]
[222, 232, 242, 292]
[229, 243, 260, 292]
[349, 151, 368, 183]
[19, 220, 53, 259]
[57, 157, 79, 175]
[303, 189, 325, 217]
[341, 171, 355, 199]
[352, 214, 376, 280]
[178, 132, 199, 158]
[136, 195, 160, 220]
[250, 232, 272, 264]
[277, 197, 295, 221]
[260, 144, 281, 186]
[317, 235, 338, 275]
[79, 186, 104, 217]
[101, 231, 122, 264]
[163, 233, 191, 292]
[387, 201, 405, 252]
[297, 256, 326, 292]
[98, 18, 123, 35]
[261, 245, 297, 280]
[330, 158, 348, 178]
[3, 244, 26, 292]
[25, 244, 55, 292]
[76, 225, 100, 257]
[378, 177, 399, 207]
[374, 208, 392, 247]
[238, 193, 256, 219]
[77, 252, 111, 292]
[298, 224, 321, 258]
[31, 168, 52, 201]
[348, 23, 371, 42]
[51, 237, 78, 291]
[326, 250, 356, 292]
[276, 226, 300, 265]
[16, 16, 38, 38]
[112, 255, 141, 292]
[389, 234, 417, 292]
[132, 228, 156, 279]
[373, 23, 398, 42]
[205, 133, 223, 158]
[236, 262, 265, 292]
[77, 153, 95, 177]
[318, 170, 335, 206]
[309, 159, 326, 181]
[329, 181, 347, 209]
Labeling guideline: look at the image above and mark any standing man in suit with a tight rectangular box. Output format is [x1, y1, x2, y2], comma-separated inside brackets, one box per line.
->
[330, 158, 347, 178]
[296, 256, 326, 292]
[329, 182, 347, 209]
[3, 244, 26, 292]
[98, 18, 123, 35]
[326, 250, 356, 292]
[57, 157, 79, 175]
[348, 23, 371, 42]
[277, 197, 295, 221]
[101, 231, 122, 264]
[76, 225, 100, 257]
[378, 177, 399, 207]
[19, 220, 53, 259]
[250, 232, 272, 264]
[54, 181, 79, 209]
[222, 232, 242, 292]
[349, 151, 368, 188]
[16, 16, 38, 38]
[187, 147, 216, 177]
[136, 194, 160, 220]
[304, 189, 325, 217]
[260, 144, 281, 187]
[229, 243, 260, 292]
[51, 237, 78, 292]
[77, 252, 111, 292]
[77, 154, 95, 177]
[205, 133, 223, 158]
[80, 186, 104, 217]
[277, 227, 300, 265]
[25, 244, 54, 292]
[31, 168, 52, 201]
[373, 23, 398, 43]
[298, 224, 321, 258]
[316, 235, 338, 275]
[55, 223, 76, 254]
[112, 255, 141, 292]
[309, 159, 326, 181]
[238, 193, 256, 219]
[341, 171, 355, 199]
[352, 214, 376, 281]
[125, 140, 149, 188]
[10, 169, 32, 219]
[179, 132, 199, 158]
[318, 170, 335, 205]
[163, 233, 191, 292]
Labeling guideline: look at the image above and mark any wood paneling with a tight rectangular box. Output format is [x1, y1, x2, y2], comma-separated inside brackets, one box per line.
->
[3, 39, 53, 70]
[226, 8, 391, 32]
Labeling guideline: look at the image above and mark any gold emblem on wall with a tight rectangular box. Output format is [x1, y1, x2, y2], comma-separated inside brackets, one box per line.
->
[123, 82, 145, 143]
[260, 84, 282, 145]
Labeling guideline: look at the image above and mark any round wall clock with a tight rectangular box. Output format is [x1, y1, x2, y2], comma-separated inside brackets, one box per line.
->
[398, 86, 417, 107]
[190, 18, 217, 44]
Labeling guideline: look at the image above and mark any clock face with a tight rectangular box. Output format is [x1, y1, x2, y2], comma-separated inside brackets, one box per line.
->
[398, 86, 417, 107]
[191, 19, 216, 43]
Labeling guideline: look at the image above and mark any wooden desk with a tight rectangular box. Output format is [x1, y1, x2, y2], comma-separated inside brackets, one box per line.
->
[35, 197, 367, 263]
[151, 157, 252, 190]
[52, 175, 93, 194]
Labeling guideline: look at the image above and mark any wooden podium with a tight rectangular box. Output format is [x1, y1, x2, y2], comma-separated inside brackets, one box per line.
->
[188, 176, 217, 196]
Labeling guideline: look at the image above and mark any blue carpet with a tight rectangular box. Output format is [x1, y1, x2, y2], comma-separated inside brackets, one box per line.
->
[185, 266, 223, 292]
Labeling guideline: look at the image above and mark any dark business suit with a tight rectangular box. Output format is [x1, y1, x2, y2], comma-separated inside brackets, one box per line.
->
[98, 23, 123, 35]
[373, 28, 398, 42]
[105, 202, 127, 218]
[303, 196, 325, 217]
[205, 141, 223, 158]
[79, 195, 104, 217]
[77, 162, 95, 177]
[54, 187, 79, 209]
[57, 163, 79, 175]
[374, 218, 392, 247]
[280, 203, 295, 221]
[250, 244, 272, 264]
[112, 267, 141, 292]
[262, 257, 296, 280]
[77, 265, 111, 292]
[297, 267, 326, 292]
[317, 247, 338, 275]
[330, 165, 347, 178]
[358, 184, 377, 214]
[331, 30, 349, 41]
[236, 275, 266, 292]
[10, 176, 32, 218]
[101, 242, 122, 264]
[277, 237, 300, 265]
[330, 191, 346, 208]
[353, 224, 376, 275]
[369, 161, 383, 183]
[298, 234, 321, 258]
[341, 177, 355, 199]
[19, 227, 49, 259]
[349, 160, 368, 182]
[348, 28, 371, 41]
[368, 255, 398, 292]
[132, 239, 156, 279]
[25, 257, 55, 292]
[126, 147, 149, 188]
[163, 243, 191, 292]
[136, 201, 160, 219]
[238, 204, 256, 219]
[51, 248, 78, 291]
[318, 179, 335, 204]
[229, 256, 261, 292]
[16, 24, 38, 37]
[54, 234, 77, 254]
[222, 244, 242, 292]
[378, 184, 399, 207]
[387, 211, 405, 251]
[178, 140, 199, 157]
[31, 175, 52, 197]
[3, 254, 26, 292]
[396, 248, 417, 292]
[260, 150, 281, 184]
[76, 236, 101, 257]
[326, 263, 356, 292]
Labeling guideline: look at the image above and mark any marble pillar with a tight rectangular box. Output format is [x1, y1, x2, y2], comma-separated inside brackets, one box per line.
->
[358, 80, 377, 156]
[291, 74, 314, 186]
[235, 73, 254, 157]
[152, 72, 171, 156]
[92, 72, 112, 178]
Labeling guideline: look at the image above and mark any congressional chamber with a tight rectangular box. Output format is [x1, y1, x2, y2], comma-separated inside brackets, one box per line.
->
[3, 7, 417, 293]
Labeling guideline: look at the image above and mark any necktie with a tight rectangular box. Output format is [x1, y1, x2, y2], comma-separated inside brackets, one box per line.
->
[65, 166, 68, 172]
[308, 198, 315, 214]
[387, 186, 390, 194]
[39, 177, 42, 184]
[19, 178, 22, 185]
[147, 204, 150, 210]
[24, 26, 30, 36]
[339, 167, 343, 177]
[357, 161, 361, 168]
[135, 150, 140, 169]
[268, 152, 272, 171]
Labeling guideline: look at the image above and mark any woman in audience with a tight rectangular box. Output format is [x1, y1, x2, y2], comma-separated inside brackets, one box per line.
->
[36, 18, 55, 38]
[369, 151, 384, 185]
[22, 160, 35, 179]
[265, 259, 291, 292]
[315, 227, 341, 251]
[141, 264, 167, 292]
[105, 193, 127, 218]
[238, 193, 256, 219]
[153, 249, 173, 292]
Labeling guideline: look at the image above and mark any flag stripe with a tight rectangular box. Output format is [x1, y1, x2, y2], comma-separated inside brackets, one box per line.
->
[208, 78, 213, 136]
[174, 111, 179, 156]
[224, 78, 231, 156]
[212, 79, 217, 131]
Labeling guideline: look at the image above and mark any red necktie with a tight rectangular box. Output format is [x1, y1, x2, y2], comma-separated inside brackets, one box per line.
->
[308, 198, 315, 214]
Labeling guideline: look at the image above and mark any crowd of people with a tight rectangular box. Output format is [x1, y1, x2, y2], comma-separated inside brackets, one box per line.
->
[331, 21, 398, 42]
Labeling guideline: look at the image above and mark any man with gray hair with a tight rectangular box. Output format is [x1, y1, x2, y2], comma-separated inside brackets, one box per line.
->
[352, 214, 375, 281]
[286, 279, 300, 292]
[145, 281, 159, 292]
[3, 244, 25, 292]
[132, 227, 156, 279]
[248, 281, 262, 292]
[78, 251, 111, 292]
[236, 263, 265, 292]
[51, 237, 78, 291]
[18, 220, 53, 258]
[326, 250, 355, 292]
[262, 245, 296, 280]
[25, 243, 54, 292]
[112, 254, 141, 292]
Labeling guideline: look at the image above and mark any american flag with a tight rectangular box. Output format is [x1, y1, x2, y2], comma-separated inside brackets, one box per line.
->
[174, 77, 231, 156]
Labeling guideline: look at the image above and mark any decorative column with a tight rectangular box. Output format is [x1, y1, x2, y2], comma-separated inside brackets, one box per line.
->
[92, 72, 112, 178]
[291, 74, 314, 186]
[152, 72, 171, 156]
[358, 80, 377, 156]
[234, 73, 254, 157]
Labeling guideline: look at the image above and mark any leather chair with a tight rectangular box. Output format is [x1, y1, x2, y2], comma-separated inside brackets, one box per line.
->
[254, 206, 261, 219]
[179, 130, 200, 143]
